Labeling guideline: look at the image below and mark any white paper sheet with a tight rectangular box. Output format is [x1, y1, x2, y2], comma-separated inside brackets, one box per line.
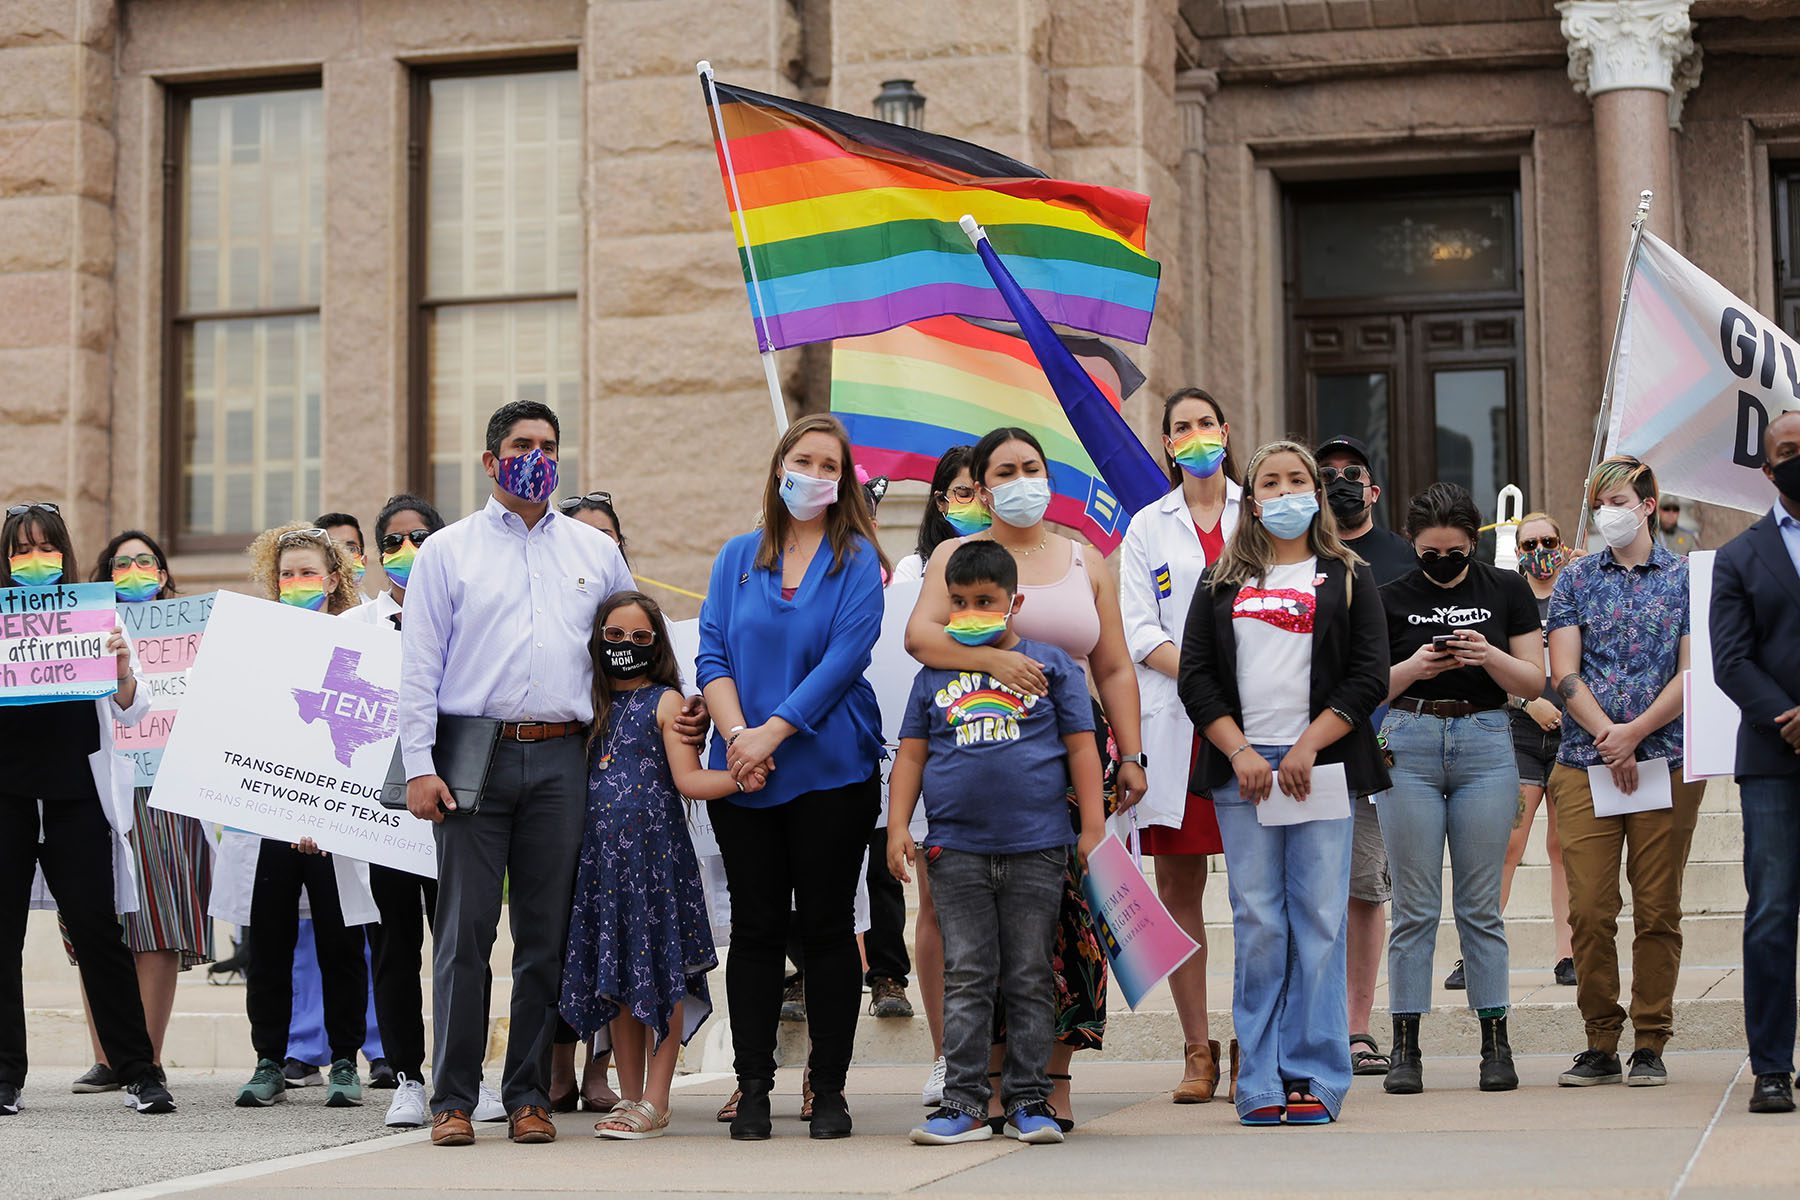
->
[1684, 551, 1741, 781]
[1255, 761, 1352, 827]
[1587, 757, 1674, 817]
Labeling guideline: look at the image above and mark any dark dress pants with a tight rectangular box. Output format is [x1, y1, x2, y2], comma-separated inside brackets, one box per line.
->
[246, 838, 369, 1065]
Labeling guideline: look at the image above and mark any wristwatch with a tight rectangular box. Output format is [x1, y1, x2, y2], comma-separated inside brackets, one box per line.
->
[1119, 752, 1149, 768]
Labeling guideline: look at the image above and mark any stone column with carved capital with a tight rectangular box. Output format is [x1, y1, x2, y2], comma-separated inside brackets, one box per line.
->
[1175, 69, 1219, 393]
[1558, 0, 1697, 333]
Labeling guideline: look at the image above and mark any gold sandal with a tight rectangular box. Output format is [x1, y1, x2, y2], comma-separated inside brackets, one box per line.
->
[595, 1098, 669, 1140]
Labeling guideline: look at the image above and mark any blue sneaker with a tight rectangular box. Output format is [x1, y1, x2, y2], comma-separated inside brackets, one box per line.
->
[909, 1107, 993, 1145]
[1005, 1102, 1065, 1144]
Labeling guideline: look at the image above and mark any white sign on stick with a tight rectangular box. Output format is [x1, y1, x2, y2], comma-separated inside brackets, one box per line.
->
[150, 590, 437, 875]
[1685, 550, 1741, 782]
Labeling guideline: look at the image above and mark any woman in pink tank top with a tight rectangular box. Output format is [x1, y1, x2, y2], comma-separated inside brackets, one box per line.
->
[904, 427, 1145, 1132]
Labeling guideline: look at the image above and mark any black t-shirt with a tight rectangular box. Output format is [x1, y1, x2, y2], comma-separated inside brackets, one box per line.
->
[1381, 560, 1541, 708]
[0, 698, 101, 802]
[1344, 524, 1416, 587]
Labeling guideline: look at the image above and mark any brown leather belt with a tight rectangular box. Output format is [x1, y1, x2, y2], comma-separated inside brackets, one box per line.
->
[1391, 696, 1504, 719]
[498, 720, 587, 743]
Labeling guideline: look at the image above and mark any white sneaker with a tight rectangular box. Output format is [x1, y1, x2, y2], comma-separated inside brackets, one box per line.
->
[473, 1081, 506, 1123]
[922, 1056, 947, 1106]
[383, 1077, 427, 1128]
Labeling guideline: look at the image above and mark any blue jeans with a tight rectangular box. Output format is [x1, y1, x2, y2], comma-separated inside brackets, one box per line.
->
[1212, 745, 1353, 1119]
[1741, 775, 1800, 1076]
[927, 846, 1066, 1119]
[1376, 709, 1516, 1013]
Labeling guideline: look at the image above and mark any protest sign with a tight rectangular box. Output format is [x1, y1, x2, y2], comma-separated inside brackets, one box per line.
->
[0, 582, 119, 706]
[1683, 550, 1741, 781]
[113, 592, 215, 788]
[150, 590, 436, 876]
[1606, 231, 1798, 513]
[1080, 832, 1199, 1010]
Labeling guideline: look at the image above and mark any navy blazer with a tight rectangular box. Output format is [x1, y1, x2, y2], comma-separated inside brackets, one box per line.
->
[1177, 557, 1392, 797]
[1710, 510, 1800, 779]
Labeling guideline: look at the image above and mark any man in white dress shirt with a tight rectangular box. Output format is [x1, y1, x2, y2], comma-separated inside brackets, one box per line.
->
[399, 402, 634, 1146]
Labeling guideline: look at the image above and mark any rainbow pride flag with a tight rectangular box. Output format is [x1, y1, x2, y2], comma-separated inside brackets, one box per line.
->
[831, 315, 1146, 553]
[703, 78, 1160, 350]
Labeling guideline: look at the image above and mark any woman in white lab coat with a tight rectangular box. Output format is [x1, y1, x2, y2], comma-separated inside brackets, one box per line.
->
[1115, 388, 1241, 1104]
[3, 501, 175, 1114]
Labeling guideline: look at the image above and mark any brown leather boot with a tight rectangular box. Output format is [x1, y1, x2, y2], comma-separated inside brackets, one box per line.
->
[508, 1104, 557, 1143]
[1172, 1040, 1221, 1104]
[1228, 1038, 1240, 1103]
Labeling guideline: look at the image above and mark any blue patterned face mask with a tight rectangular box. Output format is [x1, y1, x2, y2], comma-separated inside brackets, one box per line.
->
[496, 448, 558, 504]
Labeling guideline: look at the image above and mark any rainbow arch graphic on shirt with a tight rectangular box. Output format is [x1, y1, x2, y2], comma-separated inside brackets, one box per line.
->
[947, 688, 1025, 727]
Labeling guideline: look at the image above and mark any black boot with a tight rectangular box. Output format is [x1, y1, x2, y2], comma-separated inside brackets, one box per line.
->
[1385, 1014, 1423, 1095]
[729, 1077, 774, 1140]
[809, 1090, 852, 1139]
[1479, 1012, 1519, 1092]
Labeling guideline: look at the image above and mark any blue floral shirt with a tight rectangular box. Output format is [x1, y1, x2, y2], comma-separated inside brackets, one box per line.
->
[1546, 542, 1689, 768]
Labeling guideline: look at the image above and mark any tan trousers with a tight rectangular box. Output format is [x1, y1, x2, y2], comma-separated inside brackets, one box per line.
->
[1547, 763, 1703, 1054]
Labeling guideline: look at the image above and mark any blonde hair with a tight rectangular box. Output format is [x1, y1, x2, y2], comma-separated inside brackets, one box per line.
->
[1209, 440, 1363, 595]
[247, 522, 363, 615]
[1518, 510, 1561, 538]
[755, 414, 890, 577]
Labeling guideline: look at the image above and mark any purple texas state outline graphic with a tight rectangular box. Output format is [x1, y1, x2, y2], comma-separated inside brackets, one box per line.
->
[292, 647, 399, 767]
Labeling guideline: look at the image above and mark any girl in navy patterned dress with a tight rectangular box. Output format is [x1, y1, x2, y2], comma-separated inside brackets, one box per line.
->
[559, 592, 758, 1139]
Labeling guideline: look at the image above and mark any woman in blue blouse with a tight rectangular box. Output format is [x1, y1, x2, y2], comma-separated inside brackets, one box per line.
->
[696, 414, 888, 1142]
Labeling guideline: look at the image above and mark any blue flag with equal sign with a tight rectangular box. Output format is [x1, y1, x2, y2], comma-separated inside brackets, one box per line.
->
[962, 218, 1169, 530]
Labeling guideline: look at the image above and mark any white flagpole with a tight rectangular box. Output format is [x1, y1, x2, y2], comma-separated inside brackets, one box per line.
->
[698, 60, 789, 435]
[1576, 188, 1654, 552]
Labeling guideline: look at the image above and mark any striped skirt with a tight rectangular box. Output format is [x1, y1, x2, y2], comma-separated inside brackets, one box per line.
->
[63, 787, 215, 969]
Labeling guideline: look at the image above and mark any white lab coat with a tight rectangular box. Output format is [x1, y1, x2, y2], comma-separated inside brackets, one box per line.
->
[205, 595, 393, 928]
[28, 647, 151, 916]
[1116, 481, 1242, 830]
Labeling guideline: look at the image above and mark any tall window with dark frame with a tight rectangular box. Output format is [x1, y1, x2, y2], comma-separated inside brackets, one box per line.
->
[165, 84, 323, 547]
[412, 64, 582, 517]
[1777, 164, 1800, 340]
[1283, 176, 1527, 527]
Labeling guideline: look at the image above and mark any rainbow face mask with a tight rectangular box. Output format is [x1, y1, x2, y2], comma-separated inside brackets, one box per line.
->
[944, 499, 992, 536]
[1169, 430, 1227, 478]
[946, 611, 1008, 647]
[348, 552, 366, 585]
[9, 549, 63, 587]
[113, 563, 161, 603]
[381, 541, 419, 590]
[279, 575, 328, 611]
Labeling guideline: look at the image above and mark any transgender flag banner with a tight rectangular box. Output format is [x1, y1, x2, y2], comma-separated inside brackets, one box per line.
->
[1079, 833, 1199, 1010]
[1606, 231, 1800, 513]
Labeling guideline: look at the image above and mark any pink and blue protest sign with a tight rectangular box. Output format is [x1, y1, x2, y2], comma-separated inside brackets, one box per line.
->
[113, 592, 215, 788]
[0, 582, 120, 706]
[1080, 832, 1200, 1011]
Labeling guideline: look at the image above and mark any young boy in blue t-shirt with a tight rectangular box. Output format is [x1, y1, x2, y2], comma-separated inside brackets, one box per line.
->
[887, 540, 1104, 1147]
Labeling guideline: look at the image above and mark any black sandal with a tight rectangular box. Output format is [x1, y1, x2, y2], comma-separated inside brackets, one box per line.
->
[1047, 1072, 1075, 1133]
[1350, 1033, 1391, 1076]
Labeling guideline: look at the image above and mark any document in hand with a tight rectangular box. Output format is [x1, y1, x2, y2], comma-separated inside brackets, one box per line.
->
[1587, 757, 1674, 817]
[1254, 761, 1352, 827]
[1080, 833, 1199, 1010]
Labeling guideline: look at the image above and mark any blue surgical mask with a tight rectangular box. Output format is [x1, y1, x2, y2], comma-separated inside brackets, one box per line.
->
[987, 477, 1052, 528]
[1258, 491, 1319, 541]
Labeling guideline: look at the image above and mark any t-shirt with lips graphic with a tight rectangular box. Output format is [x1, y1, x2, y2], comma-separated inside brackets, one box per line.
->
[1232, 558, 1319, 744]
[1381, 559, 1540, 709]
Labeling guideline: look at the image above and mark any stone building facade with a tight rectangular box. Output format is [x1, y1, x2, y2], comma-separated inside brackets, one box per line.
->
[3, 0, 1798, 613]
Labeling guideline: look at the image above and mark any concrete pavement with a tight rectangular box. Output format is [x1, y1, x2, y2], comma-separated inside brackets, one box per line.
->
[27, 1053, 1795, 1199]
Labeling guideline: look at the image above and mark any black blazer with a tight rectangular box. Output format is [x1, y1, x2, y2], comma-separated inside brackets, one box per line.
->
[1711, 510, 1800, 778]
[1177, 556, 1392, 797]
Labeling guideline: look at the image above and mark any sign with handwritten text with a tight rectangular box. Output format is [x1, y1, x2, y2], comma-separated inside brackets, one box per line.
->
[0, 582, 118, 706]
[113, 592, 215, 787]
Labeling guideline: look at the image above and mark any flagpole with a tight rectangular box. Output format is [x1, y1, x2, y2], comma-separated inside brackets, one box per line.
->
[697, 60, 789, 435]
[1576, 188, 1653, 551]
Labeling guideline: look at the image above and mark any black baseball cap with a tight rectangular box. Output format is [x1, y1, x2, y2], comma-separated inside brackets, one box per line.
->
[1315, 434, 1373, 472]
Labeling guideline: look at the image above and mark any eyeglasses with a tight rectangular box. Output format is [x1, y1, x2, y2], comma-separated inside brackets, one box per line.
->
[1417, 548, 1471, 564]
[558, 491, 614, 512]
[1319, 465, 1369, 485]
[1659, 503, 1680, 512]
[379, 529, 432, 552]
[940, 485, 979, 503]
[277, 527, 329, 548]
[1518, 536, 1561, 552]
[111, 554, 159, 571]
[601, 625, 656, 646]
[6, 502, 60, 517]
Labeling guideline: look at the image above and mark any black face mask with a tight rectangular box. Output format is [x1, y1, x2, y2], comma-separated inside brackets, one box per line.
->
[1419, 550, 1470, 584]
[1772, 455, 1800, 504]
[1326, 479, 1369, 525]
[599, 642, 656, 680]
